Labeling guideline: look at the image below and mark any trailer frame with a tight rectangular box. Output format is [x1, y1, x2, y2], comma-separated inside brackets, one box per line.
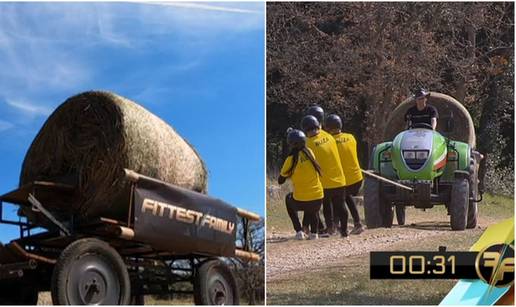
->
[0, 170, 261, 305]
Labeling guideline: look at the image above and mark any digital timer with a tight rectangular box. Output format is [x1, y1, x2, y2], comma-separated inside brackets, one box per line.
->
[389, 255, 456, 275]
[370, 249, 478, 279]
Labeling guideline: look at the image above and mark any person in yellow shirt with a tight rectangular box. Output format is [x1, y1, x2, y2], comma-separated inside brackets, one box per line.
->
[301, 115, 349, 237]
[326, 114, 365, 235]
[302, 106, 340, 235]
[278, 128, 324, 240]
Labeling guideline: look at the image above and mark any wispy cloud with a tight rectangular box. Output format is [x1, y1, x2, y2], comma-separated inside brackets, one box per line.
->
[143, 2, 261, 14]
[5, 99, 52, 117]
[0, 2, 264, 133]
[0, 120, 14, 132]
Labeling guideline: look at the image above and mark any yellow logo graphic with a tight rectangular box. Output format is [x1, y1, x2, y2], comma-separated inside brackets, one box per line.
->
[475, 244, 514, 288]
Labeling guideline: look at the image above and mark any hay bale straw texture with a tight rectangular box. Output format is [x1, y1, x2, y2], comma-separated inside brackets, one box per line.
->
[20, 91, 207, 219]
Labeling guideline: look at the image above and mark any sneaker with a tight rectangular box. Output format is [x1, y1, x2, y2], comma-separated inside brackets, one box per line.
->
[318, 227, 328, 235]
[318, 228, 330, 238]
[341, 232, 349, 238]
[302, 225, 309, 235]
[323, 226, 336, 235]
[308, 233, 319, 240]
[328, 227, 337, 236]
[295, 231, 307, 240]
[350, 224, 364, 235]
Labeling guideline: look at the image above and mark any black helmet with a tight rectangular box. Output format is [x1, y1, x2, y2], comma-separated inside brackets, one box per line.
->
[413, 88, 430, 99]
[306, 105, 324, 124]
[325, 114, 342, 130]
[286, 129, 306, 149]
[301, 115, 320, 132]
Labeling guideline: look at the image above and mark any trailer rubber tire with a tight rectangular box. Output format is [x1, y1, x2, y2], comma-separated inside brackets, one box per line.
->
[51, 238, 131, 305]
[395, 205, 406, 226]
[0, 281, 38, 305]
[194, 259, 239, 305]
[363, 176, 383, 229]
[450, 179, 469, 231]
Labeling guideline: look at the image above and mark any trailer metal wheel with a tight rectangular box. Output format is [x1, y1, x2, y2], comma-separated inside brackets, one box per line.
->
[450, 179, 469, 231]
[0, 281, 38, 305]
[51, 238, 131, 305]
[194, 259, 239, 305]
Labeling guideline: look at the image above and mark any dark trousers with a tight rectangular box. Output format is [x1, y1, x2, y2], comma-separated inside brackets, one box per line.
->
[285, 193, 322, 234]
[323, 186, 348, 235]
[342, 180, 363, 226]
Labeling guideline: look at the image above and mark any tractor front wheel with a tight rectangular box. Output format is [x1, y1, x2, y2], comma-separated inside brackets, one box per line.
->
[450, 179, 469, 231]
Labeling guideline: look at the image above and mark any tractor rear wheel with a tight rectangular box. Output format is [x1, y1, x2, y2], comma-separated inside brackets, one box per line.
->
[467, 157, 479, 229]
[363, 176, 383, 229]
[467, 201, 478, 229]
[395, 205, 406, 226]
[382, 203, 394, 228]
[450, 179, 469, 231]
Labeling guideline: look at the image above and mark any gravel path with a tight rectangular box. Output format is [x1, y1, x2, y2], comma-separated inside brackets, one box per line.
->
[266, 218, 489, 281]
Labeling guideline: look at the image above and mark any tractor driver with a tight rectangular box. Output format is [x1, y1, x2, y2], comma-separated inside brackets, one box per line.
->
[404, 88, 439, 130]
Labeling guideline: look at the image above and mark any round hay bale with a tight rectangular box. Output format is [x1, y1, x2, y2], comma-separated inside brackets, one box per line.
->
[383, 92, 476, 148]
[20, 91, 207, 219]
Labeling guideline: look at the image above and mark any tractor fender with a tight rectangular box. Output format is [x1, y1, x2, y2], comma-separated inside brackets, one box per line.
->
[449, 141, 471, 171]
[371, 142, 395, 177]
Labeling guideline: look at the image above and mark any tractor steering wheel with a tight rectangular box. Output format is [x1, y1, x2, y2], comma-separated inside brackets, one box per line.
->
[411, 122, 433, 130]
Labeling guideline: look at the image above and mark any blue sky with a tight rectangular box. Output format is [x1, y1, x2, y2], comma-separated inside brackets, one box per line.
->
[0, 2, 264, 242]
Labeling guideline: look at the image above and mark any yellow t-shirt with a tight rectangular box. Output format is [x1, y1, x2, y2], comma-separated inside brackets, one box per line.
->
[280, 149, 324, 201]
[333, 132, 364, 185]
[306, 130, 346, 189]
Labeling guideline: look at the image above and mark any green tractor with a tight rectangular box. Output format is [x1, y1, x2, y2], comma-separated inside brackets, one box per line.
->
[364, 92, 482, 231]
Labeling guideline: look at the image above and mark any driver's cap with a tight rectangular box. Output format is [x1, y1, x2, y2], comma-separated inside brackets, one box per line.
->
[413, 88, 430, 99]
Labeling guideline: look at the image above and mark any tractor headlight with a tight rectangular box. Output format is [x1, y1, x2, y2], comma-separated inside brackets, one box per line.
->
[416, 151, 429, 160]
[403, 151, 415, 159]
[381, 151, 391, 160]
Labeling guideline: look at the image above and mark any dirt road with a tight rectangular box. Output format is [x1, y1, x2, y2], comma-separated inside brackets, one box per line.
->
[267, 213, 492, 281]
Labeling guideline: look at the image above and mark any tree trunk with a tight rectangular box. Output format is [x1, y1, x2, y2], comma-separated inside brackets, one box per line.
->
[476, 76, 500, 192]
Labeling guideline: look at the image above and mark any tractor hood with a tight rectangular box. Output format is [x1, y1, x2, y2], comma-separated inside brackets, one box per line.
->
[391, 128, 447, 180]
